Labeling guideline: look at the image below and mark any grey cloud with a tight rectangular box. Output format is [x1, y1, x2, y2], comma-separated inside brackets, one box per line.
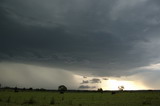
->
[129, 70, 160, 89]
[1, 0, 160, 78]
[83, 76, 87, 78]
[0, 62, 79, 89]
[81, 80, 89, 84]
[90, 78, 101, 83]
[141, 72, 160, 89]
[102, 78, 108, 80]
[79, 85, 96, 89]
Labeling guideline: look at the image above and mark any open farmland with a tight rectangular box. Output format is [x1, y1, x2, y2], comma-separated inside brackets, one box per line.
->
[0, 89, 160, 106]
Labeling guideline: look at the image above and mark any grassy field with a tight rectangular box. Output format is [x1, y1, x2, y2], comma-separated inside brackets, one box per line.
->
[0, 90, 160, 106]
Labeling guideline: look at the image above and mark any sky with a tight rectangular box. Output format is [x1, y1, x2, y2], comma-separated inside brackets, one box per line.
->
[1, 0, 160, 90]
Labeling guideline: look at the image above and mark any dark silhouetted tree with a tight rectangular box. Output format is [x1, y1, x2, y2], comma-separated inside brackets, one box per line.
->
[58, 85, 67, 94]
[29, 87, 33, 91]
[23, 88, 26, 91]
[111, 91, 116, 95]
[97, 88, 103, 93]
[14, 87, 18, 92]
[118, 85, 124, 91]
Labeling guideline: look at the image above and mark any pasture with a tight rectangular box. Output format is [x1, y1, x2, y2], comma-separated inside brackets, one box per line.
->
[0, 89, 160, 106]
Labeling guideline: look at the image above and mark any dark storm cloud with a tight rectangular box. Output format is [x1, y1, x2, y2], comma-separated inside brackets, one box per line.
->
[1, 0, 160, 77]
[80, 78, 102, 84]
[90, 78, 101, 83]
[79, 85, 96, 89]
[102, 78, 108, 80]
[81, 80, 89, 84]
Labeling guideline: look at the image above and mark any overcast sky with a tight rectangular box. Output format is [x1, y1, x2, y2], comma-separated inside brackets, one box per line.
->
[1, 0, 160, 90]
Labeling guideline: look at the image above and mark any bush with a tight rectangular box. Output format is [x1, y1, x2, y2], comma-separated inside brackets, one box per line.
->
[111, 91, 116, 95]
[6, 96, 11, 103]
[14, 87, 18, 92]
[50, 97, 55, 105]
[79, 104, 82, 106]
[22, 97, 36, 104]
[142, 98, 152, 105]
[29, 87, 33, 91]
[68, 100, 73, 105]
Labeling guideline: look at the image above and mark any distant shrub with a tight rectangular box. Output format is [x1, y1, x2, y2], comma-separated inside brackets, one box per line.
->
[43, 96, 46, 100]
[29, 87, 33, 91]
[14, 87, 18, 92]
[4, 86, 10, 89]
[91, 95, 94, 100]
[6, 96, 11, 103]
[68, 100, 73, 105]
[22, 97, 36, 104]
[22, 88, 26, 91]
[111, 91, 116, 95]
[142, 98, 152, 105]
[61, 96, 64, 101]
[142, 100, 151, 105]
[28, 97, 36, 104]
[79, 104, 82, 106]
[50, 97, 55, 105]
[40, 88, 46, 91]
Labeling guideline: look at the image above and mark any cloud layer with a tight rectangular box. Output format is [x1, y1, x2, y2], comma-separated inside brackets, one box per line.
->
[1, 0, 160, 89]
[0, 62, 80, 89]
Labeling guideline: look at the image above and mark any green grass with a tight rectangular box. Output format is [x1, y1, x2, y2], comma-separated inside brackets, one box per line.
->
[0, 90, 160, 106]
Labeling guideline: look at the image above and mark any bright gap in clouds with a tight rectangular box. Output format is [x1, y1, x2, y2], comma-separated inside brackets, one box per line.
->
[75, 75, 148, 90]
[101, 79, 147, 90]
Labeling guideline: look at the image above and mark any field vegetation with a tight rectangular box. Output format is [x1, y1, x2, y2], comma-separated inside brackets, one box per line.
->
[0, 89, 160, 106]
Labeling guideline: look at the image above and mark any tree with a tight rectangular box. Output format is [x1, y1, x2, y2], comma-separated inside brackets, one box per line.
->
[97, 88, 103, 93]
[118, 85, 124, 91]
[58, 85, 67, 94]
[14, 87, 18, 92]
[29, 87, 33, 91]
